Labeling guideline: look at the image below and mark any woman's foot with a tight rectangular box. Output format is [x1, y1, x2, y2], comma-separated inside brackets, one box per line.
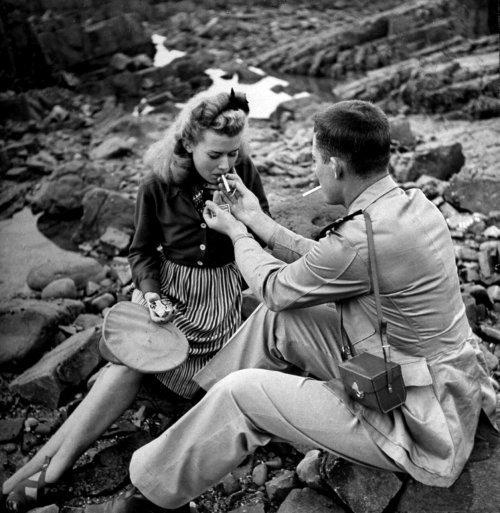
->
[5, 456, 52, 513]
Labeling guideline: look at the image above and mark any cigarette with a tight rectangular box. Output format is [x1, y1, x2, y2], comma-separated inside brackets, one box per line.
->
[302, 185, 322, 197]
[221, 174, 231, 193]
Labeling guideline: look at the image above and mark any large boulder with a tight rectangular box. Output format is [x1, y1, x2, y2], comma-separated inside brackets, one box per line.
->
[334, 58, 418, 104]
[252, 1, 463, 79]
[390, 116, 417, 148]
[159, 54, 207, 84]
[0, 181, 31, 220]
[73, 187, 135, 245]
[277, 487, 343, 513]
[0, 299, 84, 368]
[219, 59, 263, 84]
[466, 95, 500, 120]
[0, 418, 24, 443]
[30, 161, 122, 216]
[395, 440, 500, 512]
[109, 52, 211, 99]
[296, 450, 324, 490]
[445, 167, 500, 216]
[391, 142, 465, 183]
[41, 277, 78, 299]
[27, 255, 108, 292]
[334, 44, 498, 116]
[265, 470, 299, 502]
[34, 12, 153, 70]
[321, 455, 402, 513]
[9, 327, 103, 408]
[25, 150, 58, 176]
[89, 136, 137, 160]
[451, 0, 498, 38]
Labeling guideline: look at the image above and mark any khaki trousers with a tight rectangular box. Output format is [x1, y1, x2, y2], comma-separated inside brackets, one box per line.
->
[130, 304, 401, 509]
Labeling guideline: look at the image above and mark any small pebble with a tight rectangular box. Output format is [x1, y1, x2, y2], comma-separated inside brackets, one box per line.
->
[252, 462, 268, 486]
[25, 417, 39, 431]
[265, 456, 283, 469]
[3, 443, 17, 453]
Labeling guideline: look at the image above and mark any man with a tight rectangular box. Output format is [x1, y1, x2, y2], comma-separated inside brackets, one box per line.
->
[94, 100, 498, 512]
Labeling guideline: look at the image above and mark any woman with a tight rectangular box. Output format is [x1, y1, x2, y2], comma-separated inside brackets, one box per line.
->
[2, 89, 270, 512]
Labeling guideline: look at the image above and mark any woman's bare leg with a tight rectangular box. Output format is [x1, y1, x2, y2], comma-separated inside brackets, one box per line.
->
[2, 364, 143, 495]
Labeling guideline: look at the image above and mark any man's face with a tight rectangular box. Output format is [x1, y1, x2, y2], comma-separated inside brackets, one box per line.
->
[189, 130, 242, 184]
[312, 135, 343, 205]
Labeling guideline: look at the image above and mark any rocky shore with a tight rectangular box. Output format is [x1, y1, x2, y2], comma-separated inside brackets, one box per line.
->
[1, 1, 499, 512]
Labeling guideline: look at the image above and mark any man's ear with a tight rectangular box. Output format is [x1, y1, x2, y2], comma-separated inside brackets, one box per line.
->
[184, 140, 193, 153]
[329, 156, 342, 179]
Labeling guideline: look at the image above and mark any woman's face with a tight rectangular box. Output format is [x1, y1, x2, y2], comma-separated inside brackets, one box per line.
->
[188, 130, 242, 184]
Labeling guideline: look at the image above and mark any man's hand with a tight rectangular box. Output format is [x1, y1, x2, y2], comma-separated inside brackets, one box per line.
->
[219, 173, 263, 225]
[202, 200, 248, 239]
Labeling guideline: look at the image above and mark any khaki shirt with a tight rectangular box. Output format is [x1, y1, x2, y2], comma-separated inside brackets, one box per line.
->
[235, 174, 498, 486]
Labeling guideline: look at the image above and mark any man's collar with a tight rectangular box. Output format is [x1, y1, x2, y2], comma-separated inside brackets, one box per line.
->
[348, 174, 399, 213]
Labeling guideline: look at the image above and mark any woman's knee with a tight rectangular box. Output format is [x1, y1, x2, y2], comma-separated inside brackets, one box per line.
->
[90, 363, 143, 394]
[107, 362, 142, 379]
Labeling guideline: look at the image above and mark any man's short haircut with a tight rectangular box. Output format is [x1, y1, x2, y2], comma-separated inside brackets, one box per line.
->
[313, 100, 390, 175]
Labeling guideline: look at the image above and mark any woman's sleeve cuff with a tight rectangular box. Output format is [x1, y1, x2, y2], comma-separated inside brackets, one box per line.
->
[139, 278, 161, 295]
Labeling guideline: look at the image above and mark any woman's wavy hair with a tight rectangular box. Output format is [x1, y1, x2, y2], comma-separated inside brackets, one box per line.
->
[144, 90, 250, 184]
[314, 100, 390, 176]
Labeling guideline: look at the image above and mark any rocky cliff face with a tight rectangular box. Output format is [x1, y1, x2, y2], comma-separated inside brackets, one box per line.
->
[0, 0, 154, 90]
[2, 0, 496, 90]
[250, 0, 497, 76]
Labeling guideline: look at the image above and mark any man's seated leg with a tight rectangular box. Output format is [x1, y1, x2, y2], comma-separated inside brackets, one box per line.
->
[195, 303, 343, 391]
[129, 368, 401, 509]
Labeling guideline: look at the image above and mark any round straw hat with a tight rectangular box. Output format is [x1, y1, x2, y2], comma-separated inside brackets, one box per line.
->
[101, 302, 189, 373]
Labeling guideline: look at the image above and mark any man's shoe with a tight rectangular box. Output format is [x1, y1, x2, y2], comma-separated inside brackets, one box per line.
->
[84, 485, 190, 513]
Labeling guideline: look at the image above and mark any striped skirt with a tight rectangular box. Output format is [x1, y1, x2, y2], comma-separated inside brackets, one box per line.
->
[132, 258, 242, 398]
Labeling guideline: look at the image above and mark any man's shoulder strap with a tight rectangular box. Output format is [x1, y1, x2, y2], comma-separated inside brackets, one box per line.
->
[315, 209, 364, 241]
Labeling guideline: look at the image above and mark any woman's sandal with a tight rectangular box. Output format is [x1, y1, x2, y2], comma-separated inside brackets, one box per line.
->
[5, 456, 52, 513]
